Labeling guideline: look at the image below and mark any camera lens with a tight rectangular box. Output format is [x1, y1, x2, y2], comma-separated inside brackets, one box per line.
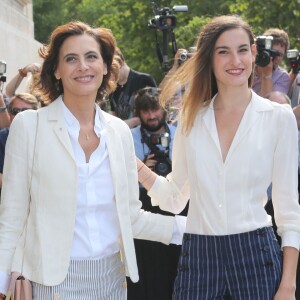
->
[179, 51, 188, 62]
[155, 161, 171, 177]
[255, 50, 271, 67]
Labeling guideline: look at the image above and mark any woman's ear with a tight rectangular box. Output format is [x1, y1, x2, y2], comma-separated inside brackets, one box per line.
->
[103, 63, 107, 76]
[54, 70, 61, 80]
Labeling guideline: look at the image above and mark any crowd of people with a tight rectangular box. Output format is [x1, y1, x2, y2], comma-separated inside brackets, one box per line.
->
[0, 13, 299, 300]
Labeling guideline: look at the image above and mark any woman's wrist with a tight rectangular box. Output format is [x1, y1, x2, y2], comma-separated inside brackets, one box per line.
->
[18, 68, 27, 78]
[0, 293, 6, 299]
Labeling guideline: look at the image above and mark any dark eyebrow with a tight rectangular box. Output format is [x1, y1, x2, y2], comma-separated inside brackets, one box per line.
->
[63, 51, 99, 61]
[63, 53, 77, 60]
[85, 51, 99, 55]
[215, 44, 250, 50]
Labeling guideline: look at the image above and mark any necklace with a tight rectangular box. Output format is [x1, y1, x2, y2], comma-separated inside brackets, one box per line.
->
[80, 129, 90, 141]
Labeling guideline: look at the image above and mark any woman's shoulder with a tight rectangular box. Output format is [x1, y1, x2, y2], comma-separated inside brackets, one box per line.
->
[100, 109, 131, 131]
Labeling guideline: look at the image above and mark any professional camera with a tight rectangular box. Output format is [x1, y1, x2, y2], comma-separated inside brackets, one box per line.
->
[151, 149, 172, 177]
[255, 36, 282, 67]
[148, 4, 188, 31]
[287, 49, 300, 74]
[141, 127, 172, 177]
[178, 47, 197, 65]
[0, 60, 6, 83]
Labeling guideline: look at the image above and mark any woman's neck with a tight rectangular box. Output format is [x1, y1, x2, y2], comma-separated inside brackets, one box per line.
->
[63, 94, 96, 125]
[214, 87, 252, 111]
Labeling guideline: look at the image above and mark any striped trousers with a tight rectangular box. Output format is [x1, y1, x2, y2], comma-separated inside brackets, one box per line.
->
[32, 252, 126, 300]
[173, 227, 282, 300]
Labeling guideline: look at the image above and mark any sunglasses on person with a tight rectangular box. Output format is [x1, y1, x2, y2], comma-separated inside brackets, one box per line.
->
[8, 107, 32, 116]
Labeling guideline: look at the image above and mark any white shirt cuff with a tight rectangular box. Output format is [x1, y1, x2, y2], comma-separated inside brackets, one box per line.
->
[170, 215, 186, 245]
[0, 271, 11, 294]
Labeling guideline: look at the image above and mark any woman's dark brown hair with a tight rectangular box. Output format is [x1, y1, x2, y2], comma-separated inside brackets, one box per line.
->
[37, 21, 119, 104]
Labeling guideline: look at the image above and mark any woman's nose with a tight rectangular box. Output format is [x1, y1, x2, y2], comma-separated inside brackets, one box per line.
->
[231, 52, 241, 64]
[78, 58, 89, 71]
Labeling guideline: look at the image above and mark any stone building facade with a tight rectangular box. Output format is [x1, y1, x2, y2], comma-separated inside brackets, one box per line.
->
[0, 0, 41, 91]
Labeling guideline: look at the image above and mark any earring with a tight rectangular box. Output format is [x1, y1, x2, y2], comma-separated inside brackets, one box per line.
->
[55, 79, 61, 92]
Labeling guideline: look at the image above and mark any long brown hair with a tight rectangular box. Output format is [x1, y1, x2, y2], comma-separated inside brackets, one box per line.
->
[36, 21, 119, 104]
[160, 15, 255, 134]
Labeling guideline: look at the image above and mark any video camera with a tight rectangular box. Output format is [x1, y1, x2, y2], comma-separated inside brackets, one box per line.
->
[148, 4, 188, 31]
[255, 36, 282, 67]
[287, 49, 300, 74]
[0, 60, 7, 83]
[148, 1, 188, 71]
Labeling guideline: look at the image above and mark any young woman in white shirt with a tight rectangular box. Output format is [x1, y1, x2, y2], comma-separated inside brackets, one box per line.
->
[137, 15, 300, 299]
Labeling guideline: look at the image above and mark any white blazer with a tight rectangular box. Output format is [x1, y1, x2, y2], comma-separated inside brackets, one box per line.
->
[0, 97, 175, 286]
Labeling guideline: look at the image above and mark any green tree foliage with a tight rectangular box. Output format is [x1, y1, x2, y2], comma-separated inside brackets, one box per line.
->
[33, 0, 300, 83]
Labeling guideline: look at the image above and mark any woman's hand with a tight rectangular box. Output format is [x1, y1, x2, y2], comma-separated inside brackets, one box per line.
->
[274, 284, 296, 300]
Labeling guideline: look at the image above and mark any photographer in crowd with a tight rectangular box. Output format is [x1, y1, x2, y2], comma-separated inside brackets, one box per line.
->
[109, 48, 157, 128]
[128, 87, 187, 300]
[0, 62, 10, 129]
[0, 93, 40, 193]
[5, 63, 41, 98]
[0, 90, 9, 130]
[159, 48, 196, 124]
[252, 28, 290, 97]
[287, 49, 300, 107]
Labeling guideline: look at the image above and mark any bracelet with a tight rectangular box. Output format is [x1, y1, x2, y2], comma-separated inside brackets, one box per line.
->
[18, 68, 27, 78]
[0, 107, 7, 113]
[262, 74, 272, 79]
[140, 172, 152, 185]
[137, 163, 145, 172]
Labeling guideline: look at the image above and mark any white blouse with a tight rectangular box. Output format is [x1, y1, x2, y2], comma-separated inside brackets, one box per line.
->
[149, 92, 300, 250]
[63, 103, 120, 259]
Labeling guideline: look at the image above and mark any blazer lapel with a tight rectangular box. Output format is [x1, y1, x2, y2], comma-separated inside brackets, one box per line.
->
[98, 111, 127, 204]
[48, 97, 75, 161]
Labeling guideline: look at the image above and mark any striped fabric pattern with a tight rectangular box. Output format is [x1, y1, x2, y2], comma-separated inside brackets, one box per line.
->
[32, 253, 126, 300]
[173, 227, 282, 299]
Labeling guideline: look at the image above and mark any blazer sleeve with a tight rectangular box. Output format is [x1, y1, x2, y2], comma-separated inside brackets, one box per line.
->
[120, 122, 175, 245]
[0, 111, 37, 273]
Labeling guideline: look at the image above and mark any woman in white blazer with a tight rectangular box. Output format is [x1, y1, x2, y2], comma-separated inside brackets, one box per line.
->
[137, 15, 300, 299]
[0, 21, 183, 300]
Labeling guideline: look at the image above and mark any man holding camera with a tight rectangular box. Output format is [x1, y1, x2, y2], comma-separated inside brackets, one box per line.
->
[109, 48, 157, 128]
[128, 87, 187, 300]
[252, 28, 290, 97]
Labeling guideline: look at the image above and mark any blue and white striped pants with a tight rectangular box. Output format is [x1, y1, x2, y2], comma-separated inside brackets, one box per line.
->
[173, 227, 282, 299]
[32, 252, 126, 300]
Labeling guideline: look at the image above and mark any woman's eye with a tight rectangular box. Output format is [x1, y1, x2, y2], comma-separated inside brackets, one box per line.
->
[65, 56, 77, 63]
[87, 54, 98, 61]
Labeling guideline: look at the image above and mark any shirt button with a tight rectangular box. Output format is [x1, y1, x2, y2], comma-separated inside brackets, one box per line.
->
[218, 204, 222, 208]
